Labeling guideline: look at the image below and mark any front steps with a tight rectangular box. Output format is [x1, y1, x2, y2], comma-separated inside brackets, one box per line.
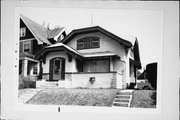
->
[112, 90, 133, 107]
[36, 81, 58, 89]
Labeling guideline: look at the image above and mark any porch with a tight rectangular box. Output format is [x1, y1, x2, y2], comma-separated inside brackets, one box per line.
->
[36, 71, 126, 89]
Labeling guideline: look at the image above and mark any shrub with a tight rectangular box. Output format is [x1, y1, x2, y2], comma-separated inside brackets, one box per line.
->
[19, 75, 36, 89]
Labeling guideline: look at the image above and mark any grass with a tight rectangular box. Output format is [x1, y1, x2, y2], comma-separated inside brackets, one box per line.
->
[26, 88, 119, 107]
[130, 90, 156, 108]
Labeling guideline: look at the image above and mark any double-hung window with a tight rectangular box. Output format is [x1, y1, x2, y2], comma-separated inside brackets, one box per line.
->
[23, 41, 31, 53]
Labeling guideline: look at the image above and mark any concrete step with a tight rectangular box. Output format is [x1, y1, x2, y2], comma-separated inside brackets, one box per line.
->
[114, 99, 129, 103]
[42, 83, 58, 85]
[113, 102, 129, 107]
[40, 84, 58, 87]
[115, 95, 131, 99]
[117, 92, 132, 95]
[38, 82, 58, 88]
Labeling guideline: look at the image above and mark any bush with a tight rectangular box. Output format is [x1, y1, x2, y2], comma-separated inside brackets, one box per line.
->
[19, 76, 36, 89]
[142, 85, 151, 90]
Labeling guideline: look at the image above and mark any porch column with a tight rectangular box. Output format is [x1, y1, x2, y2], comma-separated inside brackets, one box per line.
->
[110, 57, 113, 71]
[125, 49, 130, 87]
[23, 59, 28, 76]
[38, 59, 43, 79]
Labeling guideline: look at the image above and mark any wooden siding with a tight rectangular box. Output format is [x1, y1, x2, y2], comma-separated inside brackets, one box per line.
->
[19, 19, 46, 56]
[20, 19, 34, 40]
[32, 40, 44, 55]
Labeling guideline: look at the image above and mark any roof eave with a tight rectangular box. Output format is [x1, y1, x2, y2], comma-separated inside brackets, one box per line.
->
[61, 26, 132, 48]
[35, 46, 83, 60]
[20, 15, 51, 45]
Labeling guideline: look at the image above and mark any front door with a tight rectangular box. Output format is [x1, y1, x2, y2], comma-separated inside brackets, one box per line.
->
[49, 57, 65, 81]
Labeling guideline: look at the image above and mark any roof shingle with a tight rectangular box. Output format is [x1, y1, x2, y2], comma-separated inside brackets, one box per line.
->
[20, 14, 65, 44]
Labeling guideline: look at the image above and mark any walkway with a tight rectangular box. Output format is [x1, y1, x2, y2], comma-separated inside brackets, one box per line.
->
[18, 89, 41, 104]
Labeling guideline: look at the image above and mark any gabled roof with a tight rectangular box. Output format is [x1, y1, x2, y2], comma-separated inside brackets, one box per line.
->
[20, 14, 50, 44]
[35, 42, 83, 60]
[35, 42, 120, 60]
[20, 14, 65, 44]
[60, 26, 132, 48]
[47, 42, 81, 56]
[47, 27, 65, 39]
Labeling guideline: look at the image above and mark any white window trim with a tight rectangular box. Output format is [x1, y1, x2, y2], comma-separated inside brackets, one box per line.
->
[20, 27, 26, 37]
[23, 41, 31, 53]
[33, 65, 38, 75]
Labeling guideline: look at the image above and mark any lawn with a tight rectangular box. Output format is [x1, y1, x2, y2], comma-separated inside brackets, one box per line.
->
[26, 88, 119, 107]
[130, 90, 156, 108]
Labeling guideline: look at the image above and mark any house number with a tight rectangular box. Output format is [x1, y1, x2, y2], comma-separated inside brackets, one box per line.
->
[58, 107, 61, 112]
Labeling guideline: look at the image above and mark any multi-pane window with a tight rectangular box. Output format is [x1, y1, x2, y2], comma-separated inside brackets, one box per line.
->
[77, 37, 100, 50]
[83, 59, 110, 72]
[23, 41, 31, 53]
[20, 27, 26, 37]
[33, 66, 38, 75]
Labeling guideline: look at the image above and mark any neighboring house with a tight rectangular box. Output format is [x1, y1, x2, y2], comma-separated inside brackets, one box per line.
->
[137, 70, 147, 80]
[136, 63, 157, 90]
[19, 14, 66, 79]
[36, 26, 141, 89]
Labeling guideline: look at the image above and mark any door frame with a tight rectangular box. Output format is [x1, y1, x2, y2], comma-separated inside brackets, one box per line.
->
[49, 57, 65, 81]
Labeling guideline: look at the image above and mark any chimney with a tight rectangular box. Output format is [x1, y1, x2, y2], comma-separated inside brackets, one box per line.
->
[47, 23, 50, 30]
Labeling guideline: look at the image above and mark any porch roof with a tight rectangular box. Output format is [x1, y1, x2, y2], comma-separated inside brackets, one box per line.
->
[47, 42, 81, 56]
[81, 51, 120, 58]
[35, 42, 83, 60]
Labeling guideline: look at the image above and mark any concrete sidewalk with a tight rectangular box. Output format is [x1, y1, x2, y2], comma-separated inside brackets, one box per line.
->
[18, 89, 41, 104]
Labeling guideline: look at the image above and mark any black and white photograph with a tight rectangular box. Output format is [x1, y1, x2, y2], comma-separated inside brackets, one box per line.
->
[17, 7, 162, 109]
[1, 1, 179, 120]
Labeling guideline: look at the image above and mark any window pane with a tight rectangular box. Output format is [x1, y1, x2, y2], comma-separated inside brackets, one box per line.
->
[92, 37, 99, 47]
[77, 37, 100, 50]
[24, 41, 31, 52]
[20, 27, 26, 37]
[77, 38, 84, 49]
[83, 59, 109, 72]
[33, 66, 38, 74]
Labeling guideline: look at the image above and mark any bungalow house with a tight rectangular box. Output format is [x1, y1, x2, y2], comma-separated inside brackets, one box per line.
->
[19, 14, 66, 80]
[36, 26, 141, 89]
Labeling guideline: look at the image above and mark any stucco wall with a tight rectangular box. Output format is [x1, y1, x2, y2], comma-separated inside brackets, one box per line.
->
[65, 72, 117, 88]
[42, 51, 78, 74]
[113, 58, 125, 73]
[65, 31, 133, 86]
[66, 32, 127, 60]
[113, 59, 126, 89]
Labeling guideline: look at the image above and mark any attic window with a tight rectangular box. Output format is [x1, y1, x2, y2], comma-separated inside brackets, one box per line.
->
[77, 37, 100, 50]
[20, 27, 26, 37]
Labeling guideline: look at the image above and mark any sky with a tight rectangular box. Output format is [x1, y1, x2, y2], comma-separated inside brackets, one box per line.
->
[19, 7, 163, 69]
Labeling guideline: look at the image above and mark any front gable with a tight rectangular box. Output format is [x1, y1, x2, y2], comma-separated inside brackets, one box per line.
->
[20, 19, 34, 40]
[61, 26, 132, 47]
[65, 30, 128, 59]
